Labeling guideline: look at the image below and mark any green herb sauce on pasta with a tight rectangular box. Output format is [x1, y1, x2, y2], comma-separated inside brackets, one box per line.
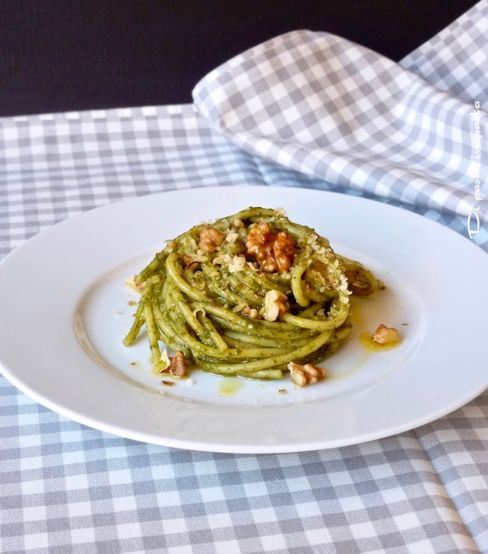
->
[123, 207, 382, 380]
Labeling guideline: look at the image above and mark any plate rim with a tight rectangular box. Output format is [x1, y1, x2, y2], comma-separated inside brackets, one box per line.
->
[1, 357, 487, 454]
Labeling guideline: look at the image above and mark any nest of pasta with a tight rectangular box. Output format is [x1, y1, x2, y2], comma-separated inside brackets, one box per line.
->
[124, 207, 382, 382]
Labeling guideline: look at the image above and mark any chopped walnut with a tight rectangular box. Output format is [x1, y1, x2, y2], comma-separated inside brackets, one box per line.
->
[262, 290, 288, 321]
[182, 253, 210, 272]
[182, 254, 199, 271]
[228, 255, 247, 273]
[225, 231, 240, 244]
[288, 362, 326, 386]
[242, 306, 259, 319]
[232, 219, 245, 229]
[168, 351, 188, 377]
[199, 227, 225, 252]
[372, 324, 400, 345]
[246, 222, 295, 273]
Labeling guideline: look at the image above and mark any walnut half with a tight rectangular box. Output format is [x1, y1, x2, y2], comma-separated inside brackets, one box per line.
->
[288, 362, 326, 386]
[246, 222, 295, 273]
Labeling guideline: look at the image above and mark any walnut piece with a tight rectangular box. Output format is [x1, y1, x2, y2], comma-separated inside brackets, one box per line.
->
[199, 227, 225, 252]
[168, 351, 188, 377]
[182, 253, 208, 271]
[242, 306, 259, 319]
[372, 324, 400, 345]
[246, 222, 295, 273]
[225, 231, 240, 244]
[288, 362, 326, 386]
[227, 255, 247, 273]
[182, 254, 199, 271]
[262, 290, 288, 321]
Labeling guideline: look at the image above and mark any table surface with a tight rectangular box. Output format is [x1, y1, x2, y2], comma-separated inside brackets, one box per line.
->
[1, 3, 487, 554]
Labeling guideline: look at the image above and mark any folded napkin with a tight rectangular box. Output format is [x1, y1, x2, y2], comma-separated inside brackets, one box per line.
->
[193, 20, 487, 232]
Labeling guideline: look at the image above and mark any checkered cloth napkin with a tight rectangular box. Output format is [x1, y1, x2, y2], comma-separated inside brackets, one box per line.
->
[193, 10, 488, 233]
[1, 3, 487, 553]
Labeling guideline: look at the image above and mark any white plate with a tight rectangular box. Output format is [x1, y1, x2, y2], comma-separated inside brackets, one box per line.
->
[0, 186, 487, 453]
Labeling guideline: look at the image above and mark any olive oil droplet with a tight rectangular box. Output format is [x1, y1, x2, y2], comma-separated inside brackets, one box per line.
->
[360, 333, 401, 352]
[219, 378, 243, 396]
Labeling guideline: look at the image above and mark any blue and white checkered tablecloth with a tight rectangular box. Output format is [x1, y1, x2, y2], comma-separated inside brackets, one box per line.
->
[1, 2, 487, 553]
